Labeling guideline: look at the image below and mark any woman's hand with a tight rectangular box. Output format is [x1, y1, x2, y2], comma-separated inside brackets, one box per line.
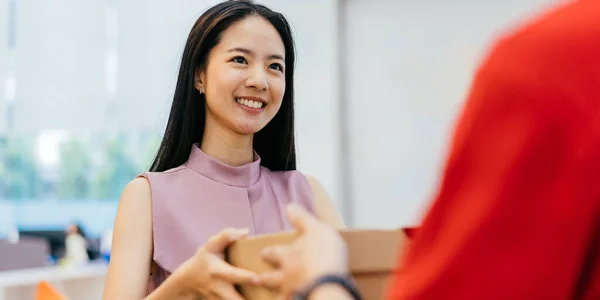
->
[258, 204, 349, 298]
[178, 228, 262, 300]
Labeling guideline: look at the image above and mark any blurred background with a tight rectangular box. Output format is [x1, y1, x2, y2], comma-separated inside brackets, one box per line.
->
[0, 0, 558, 298]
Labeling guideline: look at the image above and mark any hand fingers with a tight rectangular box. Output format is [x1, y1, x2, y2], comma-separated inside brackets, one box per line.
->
[205, 228, 249, 252]
[260, 245, 287, 267]
[276, 291, 294, 300]
[275, 295, 286, 300]
[212, 259, 261, 285]
[212, 282, 246, 300]
[286, 203, 318, 233]
[258, 270, 284, 289]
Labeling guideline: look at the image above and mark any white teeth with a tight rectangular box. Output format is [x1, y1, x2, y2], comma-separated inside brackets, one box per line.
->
[236, 98, 264, 109]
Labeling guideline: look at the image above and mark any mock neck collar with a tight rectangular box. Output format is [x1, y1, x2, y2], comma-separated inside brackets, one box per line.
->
[185, 144, 261, 188]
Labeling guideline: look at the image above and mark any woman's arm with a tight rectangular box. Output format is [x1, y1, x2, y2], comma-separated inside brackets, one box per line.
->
[102, 178, 163, 299]
[305, 175, 346, 229]
[102, 178, 196, 299]
[103, 178, 260, 300]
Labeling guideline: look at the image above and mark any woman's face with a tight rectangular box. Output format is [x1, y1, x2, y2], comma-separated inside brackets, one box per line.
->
[197, 16, 286, 135]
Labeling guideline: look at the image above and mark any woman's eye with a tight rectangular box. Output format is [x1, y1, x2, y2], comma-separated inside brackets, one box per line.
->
[232, 56, 247, 64]
[269, 63, 283, 72]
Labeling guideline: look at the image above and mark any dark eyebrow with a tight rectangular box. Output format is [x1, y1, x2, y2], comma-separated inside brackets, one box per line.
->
[228, 47, 284, 61]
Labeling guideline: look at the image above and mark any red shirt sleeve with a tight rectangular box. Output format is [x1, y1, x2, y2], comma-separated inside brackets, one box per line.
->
[388, 1, 600, 299]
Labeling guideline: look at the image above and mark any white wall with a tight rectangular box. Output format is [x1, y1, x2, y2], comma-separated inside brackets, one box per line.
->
[114, 0, 213, 132]
[342, 0, 559, 228]
[13, 0, 107, 134]
[0, 0, 6, 133]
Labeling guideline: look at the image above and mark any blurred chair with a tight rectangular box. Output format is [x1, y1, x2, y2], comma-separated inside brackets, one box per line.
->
[86, 237, 102, 261]
[19, 229, 102, 262]
[19, 229, 67, 260]
[0, 237, 50, 271]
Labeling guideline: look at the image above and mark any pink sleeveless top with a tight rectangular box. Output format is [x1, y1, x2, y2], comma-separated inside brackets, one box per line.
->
[138, 144, 316, 294]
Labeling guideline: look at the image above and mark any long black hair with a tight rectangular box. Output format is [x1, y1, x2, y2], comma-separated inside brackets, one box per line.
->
[150, 0, 297, 172]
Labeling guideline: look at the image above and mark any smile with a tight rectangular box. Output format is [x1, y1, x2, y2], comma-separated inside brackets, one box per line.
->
[236, 98, 266, 109]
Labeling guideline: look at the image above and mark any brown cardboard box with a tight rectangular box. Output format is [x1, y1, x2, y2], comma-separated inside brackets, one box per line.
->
[226, 229, 409, 300]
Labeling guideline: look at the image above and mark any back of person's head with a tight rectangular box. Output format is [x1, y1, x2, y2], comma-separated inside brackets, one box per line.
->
[150, 0, 297, 173]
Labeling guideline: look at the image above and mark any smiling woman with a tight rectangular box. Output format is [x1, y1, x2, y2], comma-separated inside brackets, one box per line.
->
[101, 1, 344, 300]
[196, 15, 288, 143]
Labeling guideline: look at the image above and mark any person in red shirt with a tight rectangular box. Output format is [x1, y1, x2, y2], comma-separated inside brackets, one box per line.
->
[258, 0, 600, 299]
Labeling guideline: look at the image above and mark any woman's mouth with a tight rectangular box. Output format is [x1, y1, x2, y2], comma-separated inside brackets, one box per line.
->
[236, 98, 266, 109]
